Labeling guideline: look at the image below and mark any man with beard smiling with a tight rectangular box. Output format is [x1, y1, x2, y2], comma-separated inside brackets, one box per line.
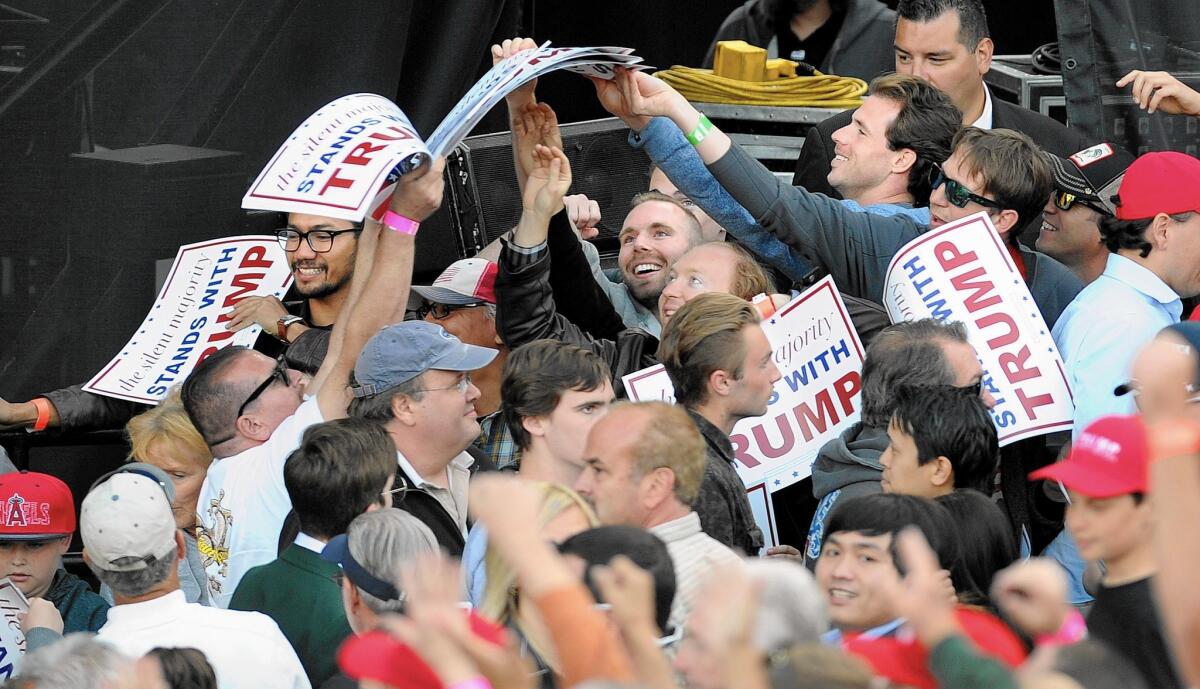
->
[0, 212, 361, 432]
[496, 144, 775, 399]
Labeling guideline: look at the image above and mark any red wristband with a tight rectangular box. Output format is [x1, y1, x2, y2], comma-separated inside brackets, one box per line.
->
[30, 398, 52, 432]
[383, 210, 419, 236]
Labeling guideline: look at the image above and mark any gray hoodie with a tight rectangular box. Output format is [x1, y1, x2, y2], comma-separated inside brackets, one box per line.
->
[803, 422, 888, 570]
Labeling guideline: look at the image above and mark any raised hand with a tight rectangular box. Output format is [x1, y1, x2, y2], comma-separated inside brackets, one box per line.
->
[522, 145, 572, 220]
[890, 527, 961, 647]
[389, 156, 446, 222]
[618, 69, 690, 121]
[590, 73, 650, 131]
[20, 597, 64, 636]
[512, 102, 564, 192]
[592, 555, 659, 634]
[1118, 70, 1200, 116]
[223, 295, 289, 333]
[492, 37, 540, 110]
[991, 558, 1072, 638]
[564, 194, 601, 240]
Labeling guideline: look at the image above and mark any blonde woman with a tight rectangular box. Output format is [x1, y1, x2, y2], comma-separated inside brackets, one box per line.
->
[121, 386, 214, 605]
[477, 482, 598, 686]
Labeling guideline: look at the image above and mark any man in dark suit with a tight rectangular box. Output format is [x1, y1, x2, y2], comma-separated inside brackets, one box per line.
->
[229, 418, 397, 686]
[793, 0, 1090, 200]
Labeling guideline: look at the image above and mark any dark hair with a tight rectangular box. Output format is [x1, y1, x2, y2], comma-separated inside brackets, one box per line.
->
[283, 418, 396, 540]
[558, 526, 677, 634]
[891, 386, 998, 493]
[896, 0, 990, 49]
[146, 647, 218, 689]
[501, 340, 612, 451]
[935, 490, 1017, 595]
[860, 319, 968, 428]
[657, 292, 762, 408]
[1099, 212, 1194, 258]
[180, 346, 254, 447]
[868, 74, 962, 206]
[1050, 639, 1150, 689]
[952, 127, 1054, 239]
[824, 493, 983, 602]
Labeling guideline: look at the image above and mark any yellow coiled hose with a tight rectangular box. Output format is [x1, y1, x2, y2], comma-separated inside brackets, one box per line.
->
[656, 65, 866, 108]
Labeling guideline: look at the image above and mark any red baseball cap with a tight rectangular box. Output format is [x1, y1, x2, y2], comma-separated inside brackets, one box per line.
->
[337, 612, 506, 689]
[1114, 151, 1200, 220]
[0, 472, 76, 540]
[1029, 415, 1148, 498]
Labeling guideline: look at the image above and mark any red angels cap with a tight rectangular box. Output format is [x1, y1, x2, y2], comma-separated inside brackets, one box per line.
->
[1113, 151, 1200, 220]
[1030, 415, 1148, 498]
[411, 258, 498, 306]
[0, 472, 76, 540]
[337, 612, 506, 689]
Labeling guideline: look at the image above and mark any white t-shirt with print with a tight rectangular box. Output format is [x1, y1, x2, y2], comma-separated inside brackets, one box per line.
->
[195, 395, 323, 608]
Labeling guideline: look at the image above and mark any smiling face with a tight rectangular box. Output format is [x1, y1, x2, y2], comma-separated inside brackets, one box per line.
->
[814, 531, 902, 631]
[618, 201, 699, 306]
[894, 12, 990, 121]
[0, 537, 70, 598]
[658, 244, 739, 324]
[1036, 194, 1105, 267]
[828, 95, 905, 201]
[285, 213, 359, 299]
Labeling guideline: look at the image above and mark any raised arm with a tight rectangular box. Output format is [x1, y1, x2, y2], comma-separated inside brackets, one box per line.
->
[309, 158, 446, 419]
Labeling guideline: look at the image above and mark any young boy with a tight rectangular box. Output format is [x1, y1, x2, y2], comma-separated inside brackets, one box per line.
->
[880, 386, 999, 498]
[1031, 414, 1184, 689]
[0, 472, 108, 633]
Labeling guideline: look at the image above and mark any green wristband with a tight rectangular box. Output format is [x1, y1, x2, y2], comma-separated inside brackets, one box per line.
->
[686, 113, 714, 146]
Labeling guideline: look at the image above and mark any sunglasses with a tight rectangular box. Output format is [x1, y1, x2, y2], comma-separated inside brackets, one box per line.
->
[417, 302, 486, 320]
[237, 355, 291, 418]
[1052, 190, 1106, 214]
[932, 166, 1003, 210]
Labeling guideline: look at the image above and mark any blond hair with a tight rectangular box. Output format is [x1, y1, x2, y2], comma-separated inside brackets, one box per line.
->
[617, 401, 708, 507]
[126, 386, 210, 468]
[657, 292, 762, 408]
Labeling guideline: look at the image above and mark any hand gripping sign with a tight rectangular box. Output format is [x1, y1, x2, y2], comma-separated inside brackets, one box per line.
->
[84, 237, 293, 404]
[622, 277, 866, 547]
[243, 43, 647, 222]
[883, 211, 1074, 445]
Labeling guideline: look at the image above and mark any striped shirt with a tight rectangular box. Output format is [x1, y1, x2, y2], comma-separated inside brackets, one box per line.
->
[649, 512, 741, 635]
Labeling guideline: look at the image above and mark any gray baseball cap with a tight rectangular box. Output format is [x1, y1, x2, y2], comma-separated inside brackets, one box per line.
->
[351, 321, 497, 398]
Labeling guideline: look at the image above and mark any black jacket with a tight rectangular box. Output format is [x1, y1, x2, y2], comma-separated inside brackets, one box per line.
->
[688, 410, 764, 554]
[497, 240, 658, 399]
[703, 0, 896, 82]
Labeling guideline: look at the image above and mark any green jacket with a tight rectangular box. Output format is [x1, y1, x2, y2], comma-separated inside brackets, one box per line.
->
[229, 543, 352, 686]
[46, 569, 108, 633]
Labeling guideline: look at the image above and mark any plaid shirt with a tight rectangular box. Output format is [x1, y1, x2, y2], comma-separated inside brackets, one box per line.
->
[475, 410, 520, 470]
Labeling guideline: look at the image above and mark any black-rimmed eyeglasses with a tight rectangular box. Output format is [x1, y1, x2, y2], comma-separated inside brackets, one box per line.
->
[417, 302, 487, 320]
[237, 355, 291, 419]
[275, 228, 361, 253]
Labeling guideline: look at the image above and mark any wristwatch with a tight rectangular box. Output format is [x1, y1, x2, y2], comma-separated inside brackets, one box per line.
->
[276, 315, 305, 344]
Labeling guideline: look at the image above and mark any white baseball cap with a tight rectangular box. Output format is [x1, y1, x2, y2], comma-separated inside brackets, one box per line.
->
[81, 473, 177, 572]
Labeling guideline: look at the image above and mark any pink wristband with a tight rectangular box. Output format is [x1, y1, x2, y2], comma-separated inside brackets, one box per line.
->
[1035, 609, 1087, 647]
[383, 210, 419, 236]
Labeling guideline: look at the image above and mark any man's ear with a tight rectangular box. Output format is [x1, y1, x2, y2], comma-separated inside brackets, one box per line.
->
[975, 37, 994, 75]
[991, 209, 1021, 235]
[707, 368, 734, 399]
[643, 467, 677, 509]
[523, 415, 547, 440]
[929, 456, 954, 488]
[175, 529, 186, 559]
[892, 148, 918, 177]
[390, 394, 418, 426]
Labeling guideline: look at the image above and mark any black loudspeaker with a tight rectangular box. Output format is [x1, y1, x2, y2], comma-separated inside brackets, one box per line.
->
[412, 117, 652, 281]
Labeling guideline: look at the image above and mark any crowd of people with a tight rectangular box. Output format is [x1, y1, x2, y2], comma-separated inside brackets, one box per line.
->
[2, 0, 1200, 687]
